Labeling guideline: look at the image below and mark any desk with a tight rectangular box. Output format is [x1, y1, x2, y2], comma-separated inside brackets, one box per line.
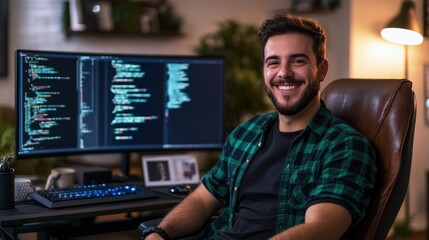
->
[0, 187, 182, 240]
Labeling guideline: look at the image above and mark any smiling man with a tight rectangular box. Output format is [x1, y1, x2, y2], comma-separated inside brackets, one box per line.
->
[143, 13, 377, 240]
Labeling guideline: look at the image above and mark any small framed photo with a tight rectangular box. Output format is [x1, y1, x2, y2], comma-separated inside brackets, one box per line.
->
[142, 154, 200, 187]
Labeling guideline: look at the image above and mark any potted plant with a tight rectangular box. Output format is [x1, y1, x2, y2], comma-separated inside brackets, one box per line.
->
[0, 108, 14, 157]
[194, 19, 272, 136]
[0, 108, 16, 209]
[193, 20, 272, 170]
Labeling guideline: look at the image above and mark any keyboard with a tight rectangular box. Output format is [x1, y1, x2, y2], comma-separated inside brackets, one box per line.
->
[29, 183, 158, 209]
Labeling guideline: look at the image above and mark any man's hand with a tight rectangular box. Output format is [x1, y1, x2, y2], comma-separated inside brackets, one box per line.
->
[144, 233, 164, 240]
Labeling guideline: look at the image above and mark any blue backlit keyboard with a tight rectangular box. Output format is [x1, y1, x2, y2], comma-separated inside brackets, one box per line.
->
[29, 183, 158, 209]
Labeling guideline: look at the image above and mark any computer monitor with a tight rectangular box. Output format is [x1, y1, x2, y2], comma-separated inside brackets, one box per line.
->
[15, 49, 224, 176]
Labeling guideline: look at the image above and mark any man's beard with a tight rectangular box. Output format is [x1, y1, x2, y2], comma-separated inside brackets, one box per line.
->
[265, 77, 320, 116]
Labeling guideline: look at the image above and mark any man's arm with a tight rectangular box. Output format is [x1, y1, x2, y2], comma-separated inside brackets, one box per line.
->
[145, 184, 223, 240]
[269, 202, 352, 240]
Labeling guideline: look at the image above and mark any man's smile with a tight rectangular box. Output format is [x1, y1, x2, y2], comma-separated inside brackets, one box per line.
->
[273, 80, 304, 93]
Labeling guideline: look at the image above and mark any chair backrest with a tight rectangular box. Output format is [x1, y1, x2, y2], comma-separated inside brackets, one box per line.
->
[321, 78, 416, 240]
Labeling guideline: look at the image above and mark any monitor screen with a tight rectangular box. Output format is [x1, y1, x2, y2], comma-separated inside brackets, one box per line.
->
[15, 49, 225, 159]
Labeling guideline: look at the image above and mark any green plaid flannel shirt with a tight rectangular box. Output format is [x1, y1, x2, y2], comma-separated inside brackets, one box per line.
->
[201, 104, 377, 238]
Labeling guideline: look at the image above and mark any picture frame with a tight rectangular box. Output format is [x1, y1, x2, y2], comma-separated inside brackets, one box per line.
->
[290, 0, 340, 13]
[290, 0, 314, 13]
[0, 0, 8, 76]
[425, 0, 429, 37]
[142, 154, 200, 187]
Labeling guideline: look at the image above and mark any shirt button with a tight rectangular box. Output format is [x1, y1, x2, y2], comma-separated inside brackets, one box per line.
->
[257, 142, 262, 147]
[234, 186, 238, 192]
[245, 159, 250, 164]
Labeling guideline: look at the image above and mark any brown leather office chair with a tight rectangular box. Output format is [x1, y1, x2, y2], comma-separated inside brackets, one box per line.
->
[321, 78, 416, 239]
[140, 78, 416, 240]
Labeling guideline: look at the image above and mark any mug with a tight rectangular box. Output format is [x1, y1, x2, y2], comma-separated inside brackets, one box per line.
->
[45, 167, 75, 189]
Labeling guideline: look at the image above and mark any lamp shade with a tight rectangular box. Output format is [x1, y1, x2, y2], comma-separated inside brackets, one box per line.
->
[381, 0, 423, 45]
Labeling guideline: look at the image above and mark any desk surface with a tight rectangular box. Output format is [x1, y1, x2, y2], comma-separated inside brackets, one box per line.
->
[0, 187, 182, 228]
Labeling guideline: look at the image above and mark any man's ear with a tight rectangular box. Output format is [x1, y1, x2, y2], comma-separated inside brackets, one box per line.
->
[318, 59, 329, 82]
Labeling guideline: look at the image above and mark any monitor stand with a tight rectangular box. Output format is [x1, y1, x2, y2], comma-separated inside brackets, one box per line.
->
[112, 152, 141, 182]
[120, 152, 131, 177]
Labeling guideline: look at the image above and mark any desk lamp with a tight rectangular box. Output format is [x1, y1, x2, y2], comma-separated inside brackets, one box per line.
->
[380, 0, 423, 225]
[381, 0, 423, 79]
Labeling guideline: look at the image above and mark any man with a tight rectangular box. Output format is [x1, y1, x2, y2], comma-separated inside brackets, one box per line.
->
[143, 13, 377, 240]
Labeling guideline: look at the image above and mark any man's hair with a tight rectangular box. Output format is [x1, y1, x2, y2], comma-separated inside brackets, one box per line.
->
[259, 13, 327, 64]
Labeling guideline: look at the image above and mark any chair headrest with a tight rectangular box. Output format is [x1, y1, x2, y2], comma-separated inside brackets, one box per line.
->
[322, 79, 413, 146]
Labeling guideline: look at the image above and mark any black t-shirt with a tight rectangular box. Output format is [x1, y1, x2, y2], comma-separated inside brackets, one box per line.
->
[216, 122, 302, 239]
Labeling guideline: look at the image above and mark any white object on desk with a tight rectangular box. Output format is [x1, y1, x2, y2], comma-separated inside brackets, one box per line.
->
[45, 167, 76, 189]
[15, 177, 34, 202]
[142, 154, 200, 187]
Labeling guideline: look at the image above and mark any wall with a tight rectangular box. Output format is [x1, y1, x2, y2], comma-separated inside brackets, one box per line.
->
[0, 0, 350, 107]
[350, 0, 429, 231]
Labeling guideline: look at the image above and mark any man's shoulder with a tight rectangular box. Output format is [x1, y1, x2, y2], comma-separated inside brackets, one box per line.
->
[329, 113, 366, 138]
[316, 106, 366, 138]
[226, 112, 276, 145]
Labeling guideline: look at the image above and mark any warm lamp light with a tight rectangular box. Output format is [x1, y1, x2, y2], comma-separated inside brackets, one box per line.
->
[381, 0, 423, 80]
[381, 28, 423, 45]
[381, 0, 423, 45]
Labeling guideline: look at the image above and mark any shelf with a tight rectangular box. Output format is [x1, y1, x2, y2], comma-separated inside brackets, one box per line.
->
[64, 29, 183, 38]
[62, 0, 182, 38]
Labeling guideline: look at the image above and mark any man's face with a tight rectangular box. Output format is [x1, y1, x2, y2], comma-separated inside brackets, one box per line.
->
[263, 33, 327, 116]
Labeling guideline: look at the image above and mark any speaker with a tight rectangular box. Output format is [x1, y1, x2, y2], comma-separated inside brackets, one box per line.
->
[14, 177, 34, 202]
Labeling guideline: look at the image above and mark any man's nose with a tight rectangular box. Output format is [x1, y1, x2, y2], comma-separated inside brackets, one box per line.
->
[278, 62, 293, 79]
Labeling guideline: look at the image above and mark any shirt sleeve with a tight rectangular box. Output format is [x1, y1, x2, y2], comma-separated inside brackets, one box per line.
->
[308, 133, 377, 226]
[201, 136, 231, 206]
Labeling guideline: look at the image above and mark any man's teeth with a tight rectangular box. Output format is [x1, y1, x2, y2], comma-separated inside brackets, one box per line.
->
[278, 85, 296, 90]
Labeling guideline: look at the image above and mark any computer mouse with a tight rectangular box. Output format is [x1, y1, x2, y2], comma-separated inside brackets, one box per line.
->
[169, 184, 192, 195]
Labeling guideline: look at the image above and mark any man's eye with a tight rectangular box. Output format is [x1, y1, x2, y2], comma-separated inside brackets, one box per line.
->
[292, 59, 306, 65]
[266, 61, 278, 67]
